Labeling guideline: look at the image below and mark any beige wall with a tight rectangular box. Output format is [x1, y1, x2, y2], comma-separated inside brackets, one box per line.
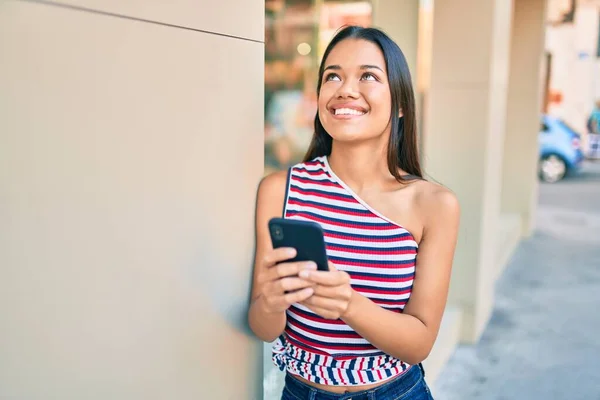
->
[0, 1, 264, 399]
[372, 0, 419, 85]
[502, 0, 548, 237]
[38, 0, 263, 41]
[424, 0, 515, 344]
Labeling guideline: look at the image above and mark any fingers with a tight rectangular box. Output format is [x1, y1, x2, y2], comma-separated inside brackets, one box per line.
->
[277, 277, 315, 292]
[270, 261, 317, 281]
[263, 247, 297, 267]
[298, 269, 350, 286]
[261, 286, 314, 314]
[312, 284, 352, 300]
[303, 295, 347, 310]
[283, 287, 314, 305]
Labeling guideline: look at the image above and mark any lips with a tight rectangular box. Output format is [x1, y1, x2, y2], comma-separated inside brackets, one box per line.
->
[333, 107, 366, 116]
[329, 103, 368, 116]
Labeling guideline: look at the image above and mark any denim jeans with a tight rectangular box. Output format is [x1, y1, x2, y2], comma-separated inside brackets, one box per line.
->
[281, 364, 434, 400]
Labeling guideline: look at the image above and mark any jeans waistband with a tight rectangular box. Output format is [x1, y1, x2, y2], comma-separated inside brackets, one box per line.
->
[283, 364, 424, 400]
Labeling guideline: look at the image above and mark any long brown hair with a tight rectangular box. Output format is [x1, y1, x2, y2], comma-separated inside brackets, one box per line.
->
[303, 26, 423, 181]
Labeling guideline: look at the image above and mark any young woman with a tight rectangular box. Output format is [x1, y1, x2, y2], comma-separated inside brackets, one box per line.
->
[249, 26, 460, 400]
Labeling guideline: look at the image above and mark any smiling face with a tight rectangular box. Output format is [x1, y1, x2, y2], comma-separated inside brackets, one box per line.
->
[304, 26, 422, 180]
[318, 39, 394, 144]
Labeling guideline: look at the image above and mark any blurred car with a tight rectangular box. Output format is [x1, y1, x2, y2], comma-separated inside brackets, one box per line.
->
[538, 115, 584, 183]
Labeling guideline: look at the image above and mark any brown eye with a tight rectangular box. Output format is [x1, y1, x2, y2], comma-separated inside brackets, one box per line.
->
[361, 72, 377, 81]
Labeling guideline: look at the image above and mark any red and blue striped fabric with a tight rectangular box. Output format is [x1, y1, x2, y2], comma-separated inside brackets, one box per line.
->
[272, 156, 418, 386]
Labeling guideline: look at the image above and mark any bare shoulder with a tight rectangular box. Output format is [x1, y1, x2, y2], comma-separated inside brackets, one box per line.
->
[259, 169, 288, 193]
[412, 179, 460, 222]
[256, 169, 289, 215]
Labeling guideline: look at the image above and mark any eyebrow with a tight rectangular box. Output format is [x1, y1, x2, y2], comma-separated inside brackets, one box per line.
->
[323, 64, 384, 72]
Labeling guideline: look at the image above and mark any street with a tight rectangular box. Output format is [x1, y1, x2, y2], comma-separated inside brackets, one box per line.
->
[434, 161, 600, 400]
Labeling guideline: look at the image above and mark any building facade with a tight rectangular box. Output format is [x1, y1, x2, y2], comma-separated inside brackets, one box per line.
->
[545, 0, 600, 154]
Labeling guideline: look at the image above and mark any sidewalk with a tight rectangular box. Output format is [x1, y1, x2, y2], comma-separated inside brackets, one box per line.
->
[433, 162, 600, 399]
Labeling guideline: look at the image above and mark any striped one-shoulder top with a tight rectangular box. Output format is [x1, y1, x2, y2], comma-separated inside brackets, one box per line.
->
[272, 156, 419, 386]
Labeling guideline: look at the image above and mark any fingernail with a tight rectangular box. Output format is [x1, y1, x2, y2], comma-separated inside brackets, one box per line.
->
[287, 248, 297, 257]
[299, 270, 310, 279]
[306, 262, 317, 270]
[305, 287, 314, 295]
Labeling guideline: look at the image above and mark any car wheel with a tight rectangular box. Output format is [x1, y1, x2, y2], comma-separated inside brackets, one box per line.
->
[539, 154, 566, 183]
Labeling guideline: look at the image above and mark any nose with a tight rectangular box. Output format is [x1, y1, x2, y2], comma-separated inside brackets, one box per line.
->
[335, 79, 359, 99]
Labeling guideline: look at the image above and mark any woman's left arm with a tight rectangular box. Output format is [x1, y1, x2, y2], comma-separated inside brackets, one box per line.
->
[299, 188, 460, 365]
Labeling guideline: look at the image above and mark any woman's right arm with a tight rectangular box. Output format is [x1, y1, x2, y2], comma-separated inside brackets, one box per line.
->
[248, 171, 317, 342]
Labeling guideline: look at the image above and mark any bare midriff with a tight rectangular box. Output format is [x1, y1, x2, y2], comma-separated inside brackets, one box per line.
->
[290, 371, 403, 394]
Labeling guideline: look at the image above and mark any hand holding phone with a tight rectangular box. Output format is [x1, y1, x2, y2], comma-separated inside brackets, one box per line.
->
[268, 218, 330, 272]
[255, 246, 317, 314]
[253, 218, 330, 315]
[267, 219, 356, 320]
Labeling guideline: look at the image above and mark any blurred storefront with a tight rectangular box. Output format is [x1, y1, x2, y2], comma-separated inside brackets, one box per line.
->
[544, 0, 600, 156]
[264, 0, 372, 174]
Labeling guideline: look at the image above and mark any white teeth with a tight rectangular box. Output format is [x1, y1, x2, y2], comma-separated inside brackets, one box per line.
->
[334, 108, 365, 116]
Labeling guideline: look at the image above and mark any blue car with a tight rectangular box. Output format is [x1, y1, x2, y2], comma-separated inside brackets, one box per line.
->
[539, 115, 584, 183]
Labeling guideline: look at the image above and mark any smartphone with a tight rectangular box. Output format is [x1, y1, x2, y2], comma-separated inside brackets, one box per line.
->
[268, 218, 329, 272]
